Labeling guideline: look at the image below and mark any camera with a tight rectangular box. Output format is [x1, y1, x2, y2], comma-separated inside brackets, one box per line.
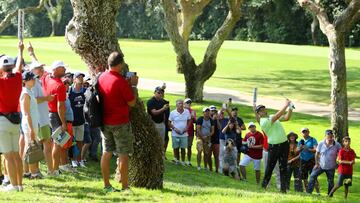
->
[300, 139, 305, 145]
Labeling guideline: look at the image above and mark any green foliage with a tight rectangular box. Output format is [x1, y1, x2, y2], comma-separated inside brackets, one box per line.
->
[1, 0, 359, 46]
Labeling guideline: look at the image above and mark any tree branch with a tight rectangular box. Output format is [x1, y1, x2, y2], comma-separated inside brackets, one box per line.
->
[0, 0, 46, 33]
[335, 0, 360, 32]
[297, 0, 334, 36]
[349, 10, 360, 28]
[161, 0, 191, 59]
[202, 0, 242, 74]
[178, 0, 211, 43]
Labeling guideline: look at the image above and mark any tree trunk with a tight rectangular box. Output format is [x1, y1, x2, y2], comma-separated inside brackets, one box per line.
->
[328, 33, 348, 142]
[311, 16, 318, 45]
[50, 20, 56, 36]
[65, 0, 163, 189]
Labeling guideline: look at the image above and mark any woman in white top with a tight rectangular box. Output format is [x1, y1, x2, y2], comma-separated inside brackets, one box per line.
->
[20, 70, 40, 179]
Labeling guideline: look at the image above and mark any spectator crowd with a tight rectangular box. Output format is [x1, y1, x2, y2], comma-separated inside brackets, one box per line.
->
[0, 41, 356, 199]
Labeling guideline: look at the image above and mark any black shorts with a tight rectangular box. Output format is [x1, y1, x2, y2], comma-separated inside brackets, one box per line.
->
[300, 158, 315, 180]
[337, 174, 352, 186]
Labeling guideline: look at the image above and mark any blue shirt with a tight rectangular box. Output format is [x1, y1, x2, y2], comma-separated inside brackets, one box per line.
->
[33, 79, 50, 127]
[297, 136, 318, 161]
[316, 140, 341, 170]
[219, 118, 229, 140]
[65, 96, 74, 122]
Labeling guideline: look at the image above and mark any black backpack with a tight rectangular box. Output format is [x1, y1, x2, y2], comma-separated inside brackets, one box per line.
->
[84, 73, 103, 128]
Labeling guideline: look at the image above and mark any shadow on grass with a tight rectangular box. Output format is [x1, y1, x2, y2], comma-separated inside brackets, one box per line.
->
[212, 67, 360, 107]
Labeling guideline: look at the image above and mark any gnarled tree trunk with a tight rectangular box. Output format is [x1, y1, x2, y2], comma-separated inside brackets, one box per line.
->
[328, 34, 348, 141]
[65, 0, 163, 189]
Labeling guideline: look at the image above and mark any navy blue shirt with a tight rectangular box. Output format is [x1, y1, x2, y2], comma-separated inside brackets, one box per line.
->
[69, 86, 86, 126]
[219, 118, 229, 140]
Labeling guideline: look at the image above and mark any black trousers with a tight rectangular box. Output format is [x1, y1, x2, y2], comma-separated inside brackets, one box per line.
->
[262, 140, 289, 193]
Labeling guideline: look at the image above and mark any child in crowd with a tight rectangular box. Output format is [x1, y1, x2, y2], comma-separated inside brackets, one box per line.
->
[222, 139, 240, 180]
[328, 136, 356, 199]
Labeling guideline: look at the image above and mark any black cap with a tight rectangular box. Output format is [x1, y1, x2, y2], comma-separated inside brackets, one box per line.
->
[325, 129, 333, 135]
[65, 72, 74, 78]
[73, 72, 85, 79]
[22, 70, 38, 81]
[255, 105, 265, 113]
[154, 86, 164, 93]
[231, 107, 238, 111]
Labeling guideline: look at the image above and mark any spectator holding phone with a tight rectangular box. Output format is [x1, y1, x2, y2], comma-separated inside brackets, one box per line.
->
[147, 87, 169, 147]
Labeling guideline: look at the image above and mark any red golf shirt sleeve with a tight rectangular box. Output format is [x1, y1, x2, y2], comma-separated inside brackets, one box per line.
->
[99, 70, 135, 125]
[0, 72, 22, 113]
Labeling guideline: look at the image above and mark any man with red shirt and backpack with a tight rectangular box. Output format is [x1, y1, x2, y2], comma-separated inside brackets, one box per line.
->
[98, 52, 137, 192]
[328, 136, 356, 199]
[239, 122, 264, 184]
[0, 41, 24, 191]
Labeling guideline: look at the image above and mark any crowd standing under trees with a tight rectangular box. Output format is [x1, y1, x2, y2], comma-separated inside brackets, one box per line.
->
[0, 40, 357, 199]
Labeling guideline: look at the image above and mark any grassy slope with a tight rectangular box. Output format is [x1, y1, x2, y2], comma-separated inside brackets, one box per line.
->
[0, 90, 359, 203]
[1, 36, 360, 107]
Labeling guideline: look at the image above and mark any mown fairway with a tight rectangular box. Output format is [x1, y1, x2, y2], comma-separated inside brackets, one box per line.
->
[1, 36, 360, 107]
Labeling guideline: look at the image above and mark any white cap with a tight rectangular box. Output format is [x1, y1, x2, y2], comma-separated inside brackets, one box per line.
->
[29, 61, 45, 71]
[184, 98, 192, 104]
[248, 122, 256, 128]
[202, 107, 210, 112]
[209, 105, 216, 111]
[0, 55, 15, 67]
[51, 60, 66, 70]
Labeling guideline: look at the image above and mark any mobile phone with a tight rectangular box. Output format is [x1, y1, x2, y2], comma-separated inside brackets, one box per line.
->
[126, 71, 137, 78]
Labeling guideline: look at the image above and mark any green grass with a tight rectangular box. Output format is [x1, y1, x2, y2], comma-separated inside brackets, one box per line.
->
[1, 90, 359, 203]
[1, 36, 360, 108]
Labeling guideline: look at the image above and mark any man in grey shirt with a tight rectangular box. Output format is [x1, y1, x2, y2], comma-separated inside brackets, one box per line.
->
[307, 129, 341, 196]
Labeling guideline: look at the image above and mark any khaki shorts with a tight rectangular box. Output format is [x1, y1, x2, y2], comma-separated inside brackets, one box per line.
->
[102, 123, 134, 155]
[38, 125, 51, 141]
[73, 124, 85, 142]
[0, 116, 20, 153]
[196, 136, 211, 153]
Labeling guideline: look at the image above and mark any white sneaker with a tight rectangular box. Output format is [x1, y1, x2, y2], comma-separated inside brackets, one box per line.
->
[197, 167, 201, 171]
[1, 184, 18, 192]
[17, 186, 24, 192]
[79, 160, 86, 168]
[48, 170, 60, 177]
[181, 162, 186, 166]
[71, 161, 79, 168]
[60, 164, 77, 173]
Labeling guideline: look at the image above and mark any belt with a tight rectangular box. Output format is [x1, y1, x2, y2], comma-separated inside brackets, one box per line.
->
[268, 141, 288, 148]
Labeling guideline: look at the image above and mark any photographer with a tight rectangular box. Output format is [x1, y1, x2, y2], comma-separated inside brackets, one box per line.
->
[147, 87, 169, 145]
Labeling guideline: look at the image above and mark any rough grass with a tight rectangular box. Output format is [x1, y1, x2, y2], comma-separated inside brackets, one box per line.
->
[1, 36, 360, 107]
[0, 90, 358, 203]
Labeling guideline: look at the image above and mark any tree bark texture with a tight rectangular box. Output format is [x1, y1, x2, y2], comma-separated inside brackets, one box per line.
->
[0, 0, 46, 33]
[297, 0, 360, 141]
[65, 0, 164, 189]
[161, 0, 243, 102]
[328, 34, 349, 141]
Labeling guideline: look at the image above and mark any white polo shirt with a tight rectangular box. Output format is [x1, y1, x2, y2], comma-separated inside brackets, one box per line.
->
[169, 108, 191, 137]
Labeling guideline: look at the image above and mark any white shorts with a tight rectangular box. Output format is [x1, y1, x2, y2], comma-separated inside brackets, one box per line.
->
[73, 124, 85, 142]
[239, 154, 261, 171]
